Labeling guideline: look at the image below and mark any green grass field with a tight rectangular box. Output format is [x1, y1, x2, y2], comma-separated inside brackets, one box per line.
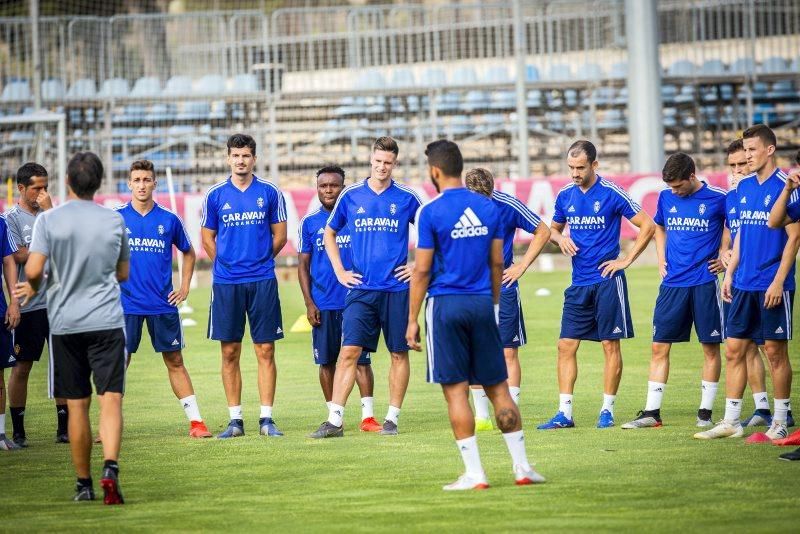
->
[2, 266, 798, 532]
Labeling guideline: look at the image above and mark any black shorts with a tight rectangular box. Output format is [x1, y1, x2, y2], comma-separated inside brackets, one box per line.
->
[50, 328, 126, 399]
[13, 309, 49, 362]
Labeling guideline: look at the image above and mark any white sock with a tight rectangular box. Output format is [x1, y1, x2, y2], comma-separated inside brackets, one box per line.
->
[260, 405, 273, 419]
[0, 413, 5, 434]
[774, 399, 790, 423]
[361, 396, 374, 419]
[559, 393, 573, 419]
[179, 395, 202, 422]
[326, 401, 333, 411]
[699, 381, 718, 411]
[724, 398, 742, 422]
[385, 405, 401, 425]
[752, 392, 770, 411]
[502, 430, 531, 471]
[509, 386, 521, 406]
[645, 381, 666, 411]
[455, 435, 484, 477]
[328, 403, 344, 427]
[228, 405, 243, 421]
[471, 388, 491, 419]
[601, 394, 616, 414]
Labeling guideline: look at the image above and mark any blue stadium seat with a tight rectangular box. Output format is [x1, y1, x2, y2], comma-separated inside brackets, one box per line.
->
[663, 106, 678, 128]
[1, 80, 31, 102]
[228, 73, 259, 94]
[406, 95, 421, 112]
[589, 87, 615, 105]
[355, 71, 386, 90]
[209, 100, 226, 120]
[759, 56, 787, 74]
[460, 90, 490, 112]
[661, 84, 678, 103]
[364, 96, 386, 114]
[547, 64, 572, 81]
[176, 101, 210, 120]
[489, 90, 515, 110]
[146, 103, 176, 121]
[130, 76, 162, 97]
[525, 65, 540, 82]
[667, 60, 695, 77]
[699, 59, 726, 76]
[613, 86, 628, 105]
[610, 62, 628, 79]
[115, 105, 147, 123]
[545, 110, 564, 130]
[163, 75, 193, 97]
[767, 80, 795, 99]
[389, 97, 406, 113]
[66, 78, 97, 99]
[597, 108, 625, 130]
[526, 90, 542, 107]
[578, 63, 604, 80]
[389, 68, 415, 89]
[421, 67, 447, 88]
[674, 85, 696, 104]
[434, 92, 460, 112]
[485, 66, 511, 84]
[99, 78, 130, 98]
[193, 74, 225, 95]
[792, 57, 800, 73]
[564, 89, 578, 107]
[41, 79, 65, 100]
[451, 67, 478, 86]
[729, 57, 756, 74]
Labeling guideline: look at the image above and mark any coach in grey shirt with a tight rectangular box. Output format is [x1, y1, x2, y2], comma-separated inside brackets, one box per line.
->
[17, 152, 129, 505]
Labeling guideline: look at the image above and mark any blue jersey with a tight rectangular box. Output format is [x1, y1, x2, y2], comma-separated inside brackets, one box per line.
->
[201, 176, 287, 284]
[299, 207, 353, 311]
[0, 215, 18, 314]
[327, 179, 421, 292]
[552, 176, 641, 286]
[116, 203, 192, 316]
[417, 188, 502, 297]
[654, 183, 726, 287]
[725, 189, 741, 246]
[787, 189, 800, 222]
[734, 169, 795, 291]
[491, 190, 542, 293]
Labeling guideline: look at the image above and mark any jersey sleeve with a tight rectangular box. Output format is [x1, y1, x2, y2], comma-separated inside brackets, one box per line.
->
[326, 191, 348, 232]
[298, 218, 313, 254]
[787, 190, 800, 222]
[415, 205, 435, 249]
[117, 215, 130, 262]
[29, 215, 49, 258]
[172, 214, 192, 253]
[270, 188, 288, 225]
[408, 192, 422, 224]
[612, 184, 641, 219]
[653, 191, 665, 226]
[552, 191, 567, 224]
[6, 213, 23, 248]
[0, 218, 18, 258]
[491, 205, 504, 240]
[201, 188, 219, 231]
[510, 199, 540, 233]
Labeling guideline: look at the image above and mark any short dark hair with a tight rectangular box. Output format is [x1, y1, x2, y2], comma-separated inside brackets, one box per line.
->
[373, 136, 399, 156]
[425, 140, 463, 178]
[568, 140, 597, 163]
[662, 152, 695, 182]
[726, 138, 744, 155]
[742, 124, 777, 149]
[795, 149, 800, 166]
[465, 168, 494, 197]
[227, 133, 256, 155]
[16, 162, 48, 187]
[67, 152, 104, 198]
[316, 165, 345, 183]
[130, 159, 155, 177]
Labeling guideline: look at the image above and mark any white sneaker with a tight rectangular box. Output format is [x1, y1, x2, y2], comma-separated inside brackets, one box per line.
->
[514, 464, 546, 485]
[442, 473, 489, 491]
[765, 420, 789, 441]
[693, 419, 743, 439]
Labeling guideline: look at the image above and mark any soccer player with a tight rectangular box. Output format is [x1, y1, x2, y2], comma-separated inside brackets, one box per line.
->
[16, 152, 127, 503]
[6, 163, 69, 446]
[298, 165, 380, 431]
[538, 140, 655, 430]
[309, 136, 421, 438]
[463, 168, 551, 431]
[406, 139, 544, 490]
[695, 124, 798, 441]
[0, 214, 21, 451]
[621, 153, 727, 429]
[116, 160, 211, 438]
[723, 140, 777, 428]
[201, 133, 287, 439]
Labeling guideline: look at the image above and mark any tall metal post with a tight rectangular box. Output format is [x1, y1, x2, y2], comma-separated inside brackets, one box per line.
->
[625, 0, 664, 172]
[30, 0, 44, 163]
[512, 0, 529, 179]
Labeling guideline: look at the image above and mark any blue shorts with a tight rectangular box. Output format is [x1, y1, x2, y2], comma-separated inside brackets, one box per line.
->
[499, 287, 526, 348]
[125, 312, 184, 355]
[313, 309, 371, 366]
[723, 300, 764, 345]
[0, 326, 15, 369]
[560, 273, 634, 341]
[652, 281, 724, 344]
[342, 289, 409, 353]
[727, 288, 794, 341]
[424, 294, 507, 386]
[208, 279, 284, 343]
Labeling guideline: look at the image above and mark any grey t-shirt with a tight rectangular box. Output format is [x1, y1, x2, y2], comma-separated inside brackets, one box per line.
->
[29, 200, 130, 335]
[6, 205, 47, 312]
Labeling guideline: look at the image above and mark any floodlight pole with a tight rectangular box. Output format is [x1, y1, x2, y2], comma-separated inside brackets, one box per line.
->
[30, 0, 45, 163]
[512, 0, 530, 180]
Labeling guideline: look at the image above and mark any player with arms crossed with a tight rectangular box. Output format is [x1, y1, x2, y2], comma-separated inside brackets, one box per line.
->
[6, 163, 69, 446]
[17, 152, 127, 503]
[538, 140, 655, 430]
[463, 168, 550, 430]
[0, 212, 21, 450]
[202, 134, 287, 439]
[406, 140, 544, 490]
[310, 137, 421, 438]
[696, 125, 799, 441]
[298, 165, 379, 431]
[622, 153, 727, 429]
[116, 160, 211, 438]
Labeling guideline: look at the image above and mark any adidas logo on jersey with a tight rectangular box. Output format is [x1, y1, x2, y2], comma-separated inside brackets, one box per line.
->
[612, 326, 622, 334]
[126, 227, 132, 235]
[317, 228, 325, 234]
[357, 206, 366, 214]
[567, 205, 575, 213]
[171, 339, 180, 346]
[276, 327, 283, 334]
[23, 224, 31, 231]
[451, 207, 489, 239]
[222, 202, 232, 210]
[729, 207, 736, 214]
[711, 330, 720, 336]
[764, 194, 772, 207]
[740, 196, 747, 204]
[669, 206, 677, 213]
[775, 326, 784, 334]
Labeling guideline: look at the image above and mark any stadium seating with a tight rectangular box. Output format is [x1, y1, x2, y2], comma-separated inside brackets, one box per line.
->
[667, 60, 695, 77]
[98, 78, 130, 98]
[130, 77, 162, 98]
[1, 80, 31, 102]
[163, 76, 193, 97]
[41, 79, 66, 100]
[227, 74, 259, 94]
[66, 78, 97, 99]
